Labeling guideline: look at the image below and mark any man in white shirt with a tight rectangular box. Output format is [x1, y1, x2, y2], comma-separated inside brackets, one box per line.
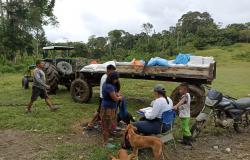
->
[86, 65, 116, 129]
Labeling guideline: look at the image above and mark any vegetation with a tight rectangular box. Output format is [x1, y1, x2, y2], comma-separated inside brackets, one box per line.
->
[0, 44, 250, 159]
[1, 4, 250, 70]
[53, 11, 250, 62]
[1, 1, 250, 159]
[0, 0, 57, 61]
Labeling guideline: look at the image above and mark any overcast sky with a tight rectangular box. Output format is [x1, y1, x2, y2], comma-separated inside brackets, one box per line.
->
[44, 0, 250, 43]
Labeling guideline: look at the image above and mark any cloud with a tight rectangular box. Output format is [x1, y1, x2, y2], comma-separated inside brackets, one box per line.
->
[44, 0, 250, 42]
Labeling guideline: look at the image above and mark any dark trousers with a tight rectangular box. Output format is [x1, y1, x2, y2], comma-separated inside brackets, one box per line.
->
[133, 119, 170, 135]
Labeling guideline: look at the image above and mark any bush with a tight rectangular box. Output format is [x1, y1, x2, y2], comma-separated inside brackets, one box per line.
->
[13, 64, 26, 72]
[0, 65, 16, 73]
[233, 52, 250, 62]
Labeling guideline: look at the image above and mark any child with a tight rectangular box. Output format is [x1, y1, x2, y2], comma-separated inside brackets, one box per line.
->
[174, 83, 192, 146]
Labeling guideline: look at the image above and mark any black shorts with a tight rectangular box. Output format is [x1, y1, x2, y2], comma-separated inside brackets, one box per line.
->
[31, 86, 48, 101]
[97, 97, 103, 113]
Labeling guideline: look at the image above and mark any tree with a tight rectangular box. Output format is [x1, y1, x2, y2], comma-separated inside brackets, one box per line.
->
[239, 30, 250, 43]
[142, 22, 153, 44]
[108, 29, 124, 53]
[0, 0, 57, 60]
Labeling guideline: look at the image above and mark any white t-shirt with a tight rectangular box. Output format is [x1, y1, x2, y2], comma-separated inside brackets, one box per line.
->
[145, 97, 173, 120]
[179, 93, 191, 118]
[100, 74, 108, 98]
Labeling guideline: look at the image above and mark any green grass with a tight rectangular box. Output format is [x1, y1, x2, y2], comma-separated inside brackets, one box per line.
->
[0, 43, 250, 159]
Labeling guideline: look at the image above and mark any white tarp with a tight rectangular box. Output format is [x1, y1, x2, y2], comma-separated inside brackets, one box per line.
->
[80, 61, 116, 72]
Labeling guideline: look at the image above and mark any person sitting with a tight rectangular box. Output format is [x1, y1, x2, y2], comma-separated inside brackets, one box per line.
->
[133, 84, 173, 135]
[100, 72, 122, 147]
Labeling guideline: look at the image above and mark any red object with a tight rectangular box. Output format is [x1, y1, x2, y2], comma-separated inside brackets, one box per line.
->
[90, 60, 97, 64]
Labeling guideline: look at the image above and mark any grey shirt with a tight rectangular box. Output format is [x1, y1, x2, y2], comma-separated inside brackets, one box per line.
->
[33, 68, 48, 89]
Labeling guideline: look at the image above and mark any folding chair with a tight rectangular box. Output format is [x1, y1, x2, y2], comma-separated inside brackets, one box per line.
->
[157, 109, 176, 148]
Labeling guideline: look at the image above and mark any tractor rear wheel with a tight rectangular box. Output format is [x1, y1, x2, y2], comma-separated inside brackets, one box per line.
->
[43, 63, 59, 94]
[70, 79, 92, 103]
[171, 84, 205, 117]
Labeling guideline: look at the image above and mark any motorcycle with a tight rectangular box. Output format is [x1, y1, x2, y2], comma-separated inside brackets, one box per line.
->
[191, 89, 250, 139]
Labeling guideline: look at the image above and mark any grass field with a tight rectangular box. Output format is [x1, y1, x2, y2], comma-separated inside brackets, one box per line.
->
[0, 43, 250, 159]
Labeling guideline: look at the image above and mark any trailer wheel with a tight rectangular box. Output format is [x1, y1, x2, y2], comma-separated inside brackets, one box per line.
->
[171, 84, 205, 117]
[70, 79, 92, 103]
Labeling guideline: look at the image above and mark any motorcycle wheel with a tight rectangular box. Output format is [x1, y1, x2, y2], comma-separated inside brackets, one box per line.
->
[191, 120, 205, 139]
[233, 112, 250, 133]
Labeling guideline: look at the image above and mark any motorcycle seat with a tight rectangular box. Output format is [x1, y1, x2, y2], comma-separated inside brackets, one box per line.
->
[235, 98, 250, 109]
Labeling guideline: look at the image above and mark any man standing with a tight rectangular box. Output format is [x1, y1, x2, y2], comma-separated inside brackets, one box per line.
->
[86, 64, 116, 129]
[27, 60, 59, 113]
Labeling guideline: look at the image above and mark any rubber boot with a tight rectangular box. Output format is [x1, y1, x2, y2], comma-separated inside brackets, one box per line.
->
[183, 136, 193, 146]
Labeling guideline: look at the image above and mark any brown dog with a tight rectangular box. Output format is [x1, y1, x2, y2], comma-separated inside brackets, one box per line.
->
[126, 124, 170, 160]
[109, 149, 136, 160]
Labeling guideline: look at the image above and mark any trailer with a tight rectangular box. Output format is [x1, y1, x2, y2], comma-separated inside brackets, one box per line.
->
[70, 58, 216, 117]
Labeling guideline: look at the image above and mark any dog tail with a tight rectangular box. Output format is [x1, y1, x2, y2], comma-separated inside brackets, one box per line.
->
[162, 144, 171, 160]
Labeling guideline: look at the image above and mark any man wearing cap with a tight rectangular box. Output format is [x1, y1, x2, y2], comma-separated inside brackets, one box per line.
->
[133, 84, 173, 135]
[26, 60, 59, 113]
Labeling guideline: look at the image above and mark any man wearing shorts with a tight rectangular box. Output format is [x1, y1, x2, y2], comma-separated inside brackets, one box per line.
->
[26, 60, 59, 113]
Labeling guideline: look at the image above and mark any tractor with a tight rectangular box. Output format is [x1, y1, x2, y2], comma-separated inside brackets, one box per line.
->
[22, 46, 83, 93]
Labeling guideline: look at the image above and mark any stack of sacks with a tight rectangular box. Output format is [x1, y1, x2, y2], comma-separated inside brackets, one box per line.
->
[80, 61, 116, 72]
[187, 56, 214, 68]
[147, 57, 168, 67]
[168, 60, 186, 67]
[115, 62, 132, 66]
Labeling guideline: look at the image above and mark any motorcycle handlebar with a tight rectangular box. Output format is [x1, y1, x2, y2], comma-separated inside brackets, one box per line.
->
[203, 85, 237, 100]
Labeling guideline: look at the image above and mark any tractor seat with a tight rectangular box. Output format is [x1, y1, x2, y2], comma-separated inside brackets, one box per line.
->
[235, 98, 250, 109]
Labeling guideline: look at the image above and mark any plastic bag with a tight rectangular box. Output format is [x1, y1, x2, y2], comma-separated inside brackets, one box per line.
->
[173, 53, 191, 64]
[147, 57, 168, 66]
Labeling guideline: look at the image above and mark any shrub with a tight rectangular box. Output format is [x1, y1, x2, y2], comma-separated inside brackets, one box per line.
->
[0, 65, 16, 73]
[233, 51, 250, 62]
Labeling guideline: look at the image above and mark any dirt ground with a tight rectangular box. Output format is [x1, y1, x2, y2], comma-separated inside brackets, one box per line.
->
[170, 132, 250, 160]
[0, 128, 249, 160]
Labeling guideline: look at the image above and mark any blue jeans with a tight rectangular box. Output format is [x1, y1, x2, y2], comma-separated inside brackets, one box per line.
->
[133, 119, 170, 135]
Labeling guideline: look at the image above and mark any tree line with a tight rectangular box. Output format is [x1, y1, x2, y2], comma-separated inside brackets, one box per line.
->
[0, 1, 250, 62]
[58, 11, 250, 61]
